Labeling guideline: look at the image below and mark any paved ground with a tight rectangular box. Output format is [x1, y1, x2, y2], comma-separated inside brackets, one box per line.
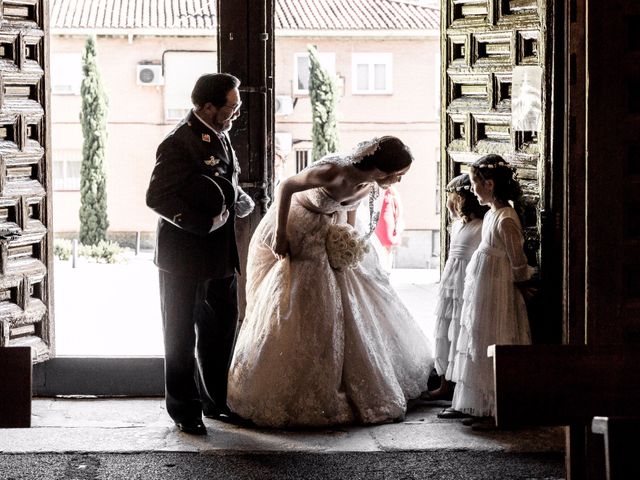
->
[0, 399, 565, 479]
[36, 255, 566, 478]
[0, 451, 565, 480]
[53, 252, 439, 356]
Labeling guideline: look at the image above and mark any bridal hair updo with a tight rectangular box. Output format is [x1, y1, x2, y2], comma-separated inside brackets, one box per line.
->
[470, 154, 522, 204]
[353, 136, 414, 173]
[446, 173, 489, 223]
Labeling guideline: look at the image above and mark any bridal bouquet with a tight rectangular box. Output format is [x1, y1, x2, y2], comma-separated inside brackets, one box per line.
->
[326, 223, 370, 271]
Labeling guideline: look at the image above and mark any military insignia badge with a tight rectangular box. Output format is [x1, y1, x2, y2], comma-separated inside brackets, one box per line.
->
[202, 133, 211, 142]
[205, 156, 220, 166]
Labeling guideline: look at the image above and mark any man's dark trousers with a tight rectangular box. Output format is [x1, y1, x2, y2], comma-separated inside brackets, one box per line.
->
[159, 270, 238, 422]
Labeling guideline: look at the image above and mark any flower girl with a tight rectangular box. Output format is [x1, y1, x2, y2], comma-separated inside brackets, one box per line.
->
[424, 174, 486, 407]
[450, 154, 534, 426]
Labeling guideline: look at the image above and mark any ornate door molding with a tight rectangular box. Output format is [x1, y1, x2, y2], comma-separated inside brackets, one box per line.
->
[0, 0, 53, 362]
[441, 0, 558, 339]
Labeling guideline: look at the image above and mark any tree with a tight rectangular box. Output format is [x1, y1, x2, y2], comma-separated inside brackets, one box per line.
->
[79, 36, 109, 246]
[308, 45, 339, 162]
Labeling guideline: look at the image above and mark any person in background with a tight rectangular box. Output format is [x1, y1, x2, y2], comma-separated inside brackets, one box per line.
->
[374, 185, 405, 272]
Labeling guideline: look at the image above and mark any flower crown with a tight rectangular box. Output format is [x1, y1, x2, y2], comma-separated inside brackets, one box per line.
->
[476, 161, 515, 171]
[445, 184, 471, 193]
[350, 137, 381, 165]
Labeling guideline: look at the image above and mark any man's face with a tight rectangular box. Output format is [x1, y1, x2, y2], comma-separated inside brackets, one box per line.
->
[204, 87, 241, 132]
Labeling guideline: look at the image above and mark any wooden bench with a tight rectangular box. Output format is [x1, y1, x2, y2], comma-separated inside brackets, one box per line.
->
[489, 345, 640, 479]
[0, 346, 32, 428]
[489, 345, 640, 427]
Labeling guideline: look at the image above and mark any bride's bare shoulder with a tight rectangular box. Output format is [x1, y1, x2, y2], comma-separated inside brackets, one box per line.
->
[306, 160, 347, 184]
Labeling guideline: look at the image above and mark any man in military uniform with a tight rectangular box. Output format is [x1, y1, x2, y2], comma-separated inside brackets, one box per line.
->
[146, 73, 254, 435]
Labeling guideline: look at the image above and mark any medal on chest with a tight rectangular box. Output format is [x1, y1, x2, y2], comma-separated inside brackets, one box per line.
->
[205, 156, 221, 167]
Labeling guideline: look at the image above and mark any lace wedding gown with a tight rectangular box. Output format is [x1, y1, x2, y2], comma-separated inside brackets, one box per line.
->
[227, 155, 433, 428]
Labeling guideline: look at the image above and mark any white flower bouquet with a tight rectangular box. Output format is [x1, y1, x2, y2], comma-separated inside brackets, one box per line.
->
[326, 223, 370, 271]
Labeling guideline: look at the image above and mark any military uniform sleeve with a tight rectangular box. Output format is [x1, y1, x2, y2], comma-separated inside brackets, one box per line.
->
[146, 135, 215, 236]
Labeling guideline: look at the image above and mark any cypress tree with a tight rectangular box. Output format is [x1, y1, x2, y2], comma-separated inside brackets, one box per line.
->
[308, 45, 339, 162]
[79, 36, 109, 245]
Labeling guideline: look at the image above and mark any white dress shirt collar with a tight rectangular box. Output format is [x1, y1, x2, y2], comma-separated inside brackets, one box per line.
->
[192, 109, 225, 139]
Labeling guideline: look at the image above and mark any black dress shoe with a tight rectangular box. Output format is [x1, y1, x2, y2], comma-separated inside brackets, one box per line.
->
[202, 402, 232, 419]
[203, 409, 226, 419]
[218, 411, 254, 427]
[204, 409, 253, 426]
[175, 419, 207, 435]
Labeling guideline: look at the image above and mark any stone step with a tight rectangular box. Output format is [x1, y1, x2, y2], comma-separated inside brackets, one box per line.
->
[0, 399, 566, 479]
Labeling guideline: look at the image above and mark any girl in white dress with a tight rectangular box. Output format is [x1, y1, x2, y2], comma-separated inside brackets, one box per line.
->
[451, 154, 534, 425]
[227, 137, 433, 428]
[424, 174, 486, 405]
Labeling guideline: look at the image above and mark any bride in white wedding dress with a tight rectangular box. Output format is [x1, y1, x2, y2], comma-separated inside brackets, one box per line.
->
[227, 136, 433, 428]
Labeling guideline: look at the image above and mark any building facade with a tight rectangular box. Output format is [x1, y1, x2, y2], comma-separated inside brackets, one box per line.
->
[50, 0, 440, 267]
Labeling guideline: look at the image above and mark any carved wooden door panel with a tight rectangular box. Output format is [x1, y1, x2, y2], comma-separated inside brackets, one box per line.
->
[0, 0, 52, 362]
[441, 0, 556, 336]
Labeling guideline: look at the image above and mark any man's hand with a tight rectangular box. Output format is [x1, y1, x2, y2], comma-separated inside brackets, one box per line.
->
[236, 187, 255, 218]
[210, 208, 230, 232]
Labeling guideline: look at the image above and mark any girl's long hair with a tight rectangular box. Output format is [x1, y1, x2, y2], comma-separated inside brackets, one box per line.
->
[446, 174, 489, 223]
[470, 154, 522, 205]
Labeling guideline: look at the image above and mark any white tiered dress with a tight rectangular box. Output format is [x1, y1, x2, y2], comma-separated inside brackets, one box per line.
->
[433, 218, 483, 379]
[451, 207, 533, 417]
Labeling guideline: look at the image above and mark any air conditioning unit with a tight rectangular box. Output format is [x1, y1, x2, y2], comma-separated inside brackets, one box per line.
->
[136, 64, 164, 86]
[275, 95, 293, 116]
[275, 132, 293, 155]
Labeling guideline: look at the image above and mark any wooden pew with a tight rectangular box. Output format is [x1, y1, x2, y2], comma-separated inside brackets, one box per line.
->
[489, 345, 640, 426]
[0, 346, 32, 428]
[489, 345, 640, 479]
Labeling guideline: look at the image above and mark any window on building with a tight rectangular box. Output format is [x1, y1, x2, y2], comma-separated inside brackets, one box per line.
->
[434, 50, 441, 119]
[295, 149, 310, 173]
[351, 53, 393, 94]
[435, 157, 441, 215]
[163, 51, 217, 122]
[53, 149, 82, 191]
[294, 52, 336, 95]
[51, 53, 82, 95]
[431, 230, 441, 258]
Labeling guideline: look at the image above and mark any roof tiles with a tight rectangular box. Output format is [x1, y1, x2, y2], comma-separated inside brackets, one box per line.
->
[50, 0, 439, 31]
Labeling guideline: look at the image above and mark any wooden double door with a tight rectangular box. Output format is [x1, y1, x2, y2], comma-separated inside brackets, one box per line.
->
[0, 0, 275, 394]
[441, 0, 561, 342]
[3, 0, 638, 410]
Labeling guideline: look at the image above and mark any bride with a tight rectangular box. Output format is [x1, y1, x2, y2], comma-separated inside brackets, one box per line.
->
[227, 136, 433, 427]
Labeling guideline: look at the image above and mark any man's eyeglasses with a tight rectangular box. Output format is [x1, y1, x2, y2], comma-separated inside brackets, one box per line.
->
[222, 102, 242, 113]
